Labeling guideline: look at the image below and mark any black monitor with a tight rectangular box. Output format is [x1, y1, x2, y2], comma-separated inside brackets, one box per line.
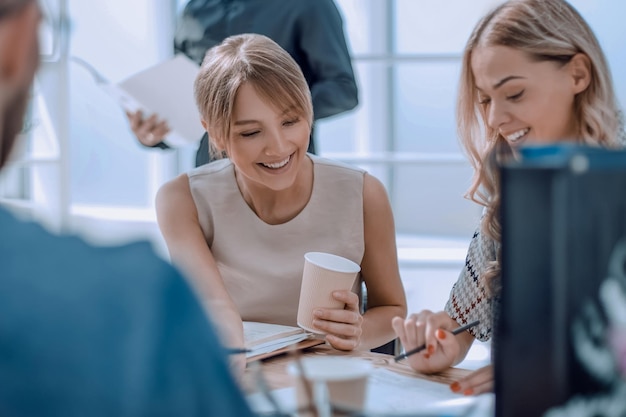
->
[496, 145, 626, 417]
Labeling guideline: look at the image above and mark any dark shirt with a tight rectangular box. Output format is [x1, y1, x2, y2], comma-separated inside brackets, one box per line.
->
[156, 0, 359, 164]
[0, 207, 255, 417]
[176, 0, 358, 120]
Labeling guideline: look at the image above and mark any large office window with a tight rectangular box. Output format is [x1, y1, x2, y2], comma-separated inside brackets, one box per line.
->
[319, 0, 626, 238]
[1, 0, 625, 249]
[318, 0, 497, 237]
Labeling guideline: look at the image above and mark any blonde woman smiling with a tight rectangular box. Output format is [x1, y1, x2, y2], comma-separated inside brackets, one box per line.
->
[156, 34, 407, 375]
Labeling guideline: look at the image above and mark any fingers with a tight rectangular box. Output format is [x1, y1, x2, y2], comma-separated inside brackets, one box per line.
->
[422, 311, 459, 356]
[450, 364, 493, 395]
[393, 310, 446, 355]
[331, 290, 360, 311]
[325, 333, 360, 351]
[408, 312, 428, 354]
[147, 120, 170, 144]
[312, 290, 362, 351]
[391, 310, 461, 373]
[313, 309, 362, 334]
[125, 110, 170, 146]
[126, 110, 142, 131]
[321, 304, 363, 350]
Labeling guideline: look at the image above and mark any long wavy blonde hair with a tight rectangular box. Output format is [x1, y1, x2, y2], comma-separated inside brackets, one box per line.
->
[457, 0, 625, 288]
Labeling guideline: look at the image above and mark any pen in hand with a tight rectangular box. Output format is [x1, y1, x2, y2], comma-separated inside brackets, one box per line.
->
[394, 320, 480, 362]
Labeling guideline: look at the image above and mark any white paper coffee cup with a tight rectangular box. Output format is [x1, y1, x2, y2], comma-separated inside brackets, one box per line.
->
[288, 356, 372, 413]
[297, 252, 360, 334]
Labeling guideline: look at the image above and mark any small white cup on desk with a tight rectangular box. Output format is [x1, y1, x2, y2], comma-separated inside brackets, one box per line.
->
[297, 252, 360, 334]
[288, 356, 372, 415]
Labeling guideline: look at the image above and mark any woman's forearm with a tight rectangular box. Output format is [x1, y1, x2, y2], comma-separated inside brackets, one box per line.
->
[202, 298, 245, 349]
[360, 304, 407, 351]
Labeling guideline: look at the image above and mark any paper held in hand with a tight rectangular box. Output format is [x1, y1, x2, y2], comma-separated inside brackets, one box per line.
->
[101, 54, 204, 147]
[244, 321, 321, 361]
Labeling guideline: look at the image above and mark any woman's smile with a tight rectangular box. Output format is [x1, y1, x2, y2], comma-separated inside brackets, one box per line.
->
[258, 153, 293, 172]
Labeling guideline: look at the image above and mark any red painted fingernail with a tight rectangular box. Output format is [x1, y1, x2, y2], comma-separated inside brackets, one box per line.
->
[427, 344, 435, 355]
[423, 353, 430, 359]
[450, 382, 461, 393]
[463, 388, 474, 396]
[436, 329, 446, 340]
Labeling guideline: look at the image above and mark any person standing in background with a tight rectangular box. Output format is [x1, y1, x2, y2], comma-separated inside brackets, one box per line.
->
[128, 0, 358, 166]
[0, 1, 256, 415]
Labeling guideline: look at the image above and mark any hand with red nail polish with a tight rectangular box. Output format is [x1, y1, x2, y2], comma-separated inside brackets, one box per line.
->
[449, 365, 493, 396]
[391, 310, 475, 374]
[450, 381, 462, 393]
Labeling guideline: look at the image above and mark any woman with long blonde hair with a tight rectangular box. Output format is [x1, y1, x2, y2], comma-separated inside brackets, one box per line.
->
[393, 0, 625, 395]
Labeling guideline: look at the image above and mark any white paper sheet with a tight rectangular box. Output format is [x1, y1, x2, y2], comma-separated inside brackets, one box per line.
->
[102, 54, 204, 147]
[244, 321, 312, 359]
[246, 367, 494, 416]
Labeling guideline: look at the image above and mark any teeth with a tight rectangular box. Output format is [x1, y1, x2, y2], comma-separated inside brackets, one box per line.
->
[262, 156, 290, 169]
[506, 128, 529, 142]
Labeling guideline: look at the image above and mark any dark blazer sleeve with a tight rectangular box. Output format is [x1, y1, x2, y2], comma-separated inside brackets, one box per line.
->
[298, 0, 359, 120]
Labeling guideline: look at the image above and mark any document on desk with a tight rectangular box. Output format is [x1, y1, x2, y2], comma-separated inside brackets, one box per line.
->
[101, 54, 204, 147]
[244, 321, 317, 360]
[247, 367, 494, 416]
[365, 368, 491, 414]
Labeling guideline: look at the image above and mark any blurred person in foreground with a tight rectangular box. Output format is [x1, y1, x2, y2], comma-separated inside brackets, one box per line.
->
[0, 1, 255, 415]
[392, 0, 625, 396]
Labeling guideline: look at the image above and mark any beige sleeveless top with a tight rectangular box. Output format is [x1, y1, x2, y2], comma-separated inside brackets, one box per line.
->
[188, 154, 365, 326]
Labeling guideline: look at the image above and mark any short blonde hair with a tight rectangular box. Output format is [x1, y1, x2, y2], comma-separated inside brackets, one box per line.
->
[194, 34, 313, 158]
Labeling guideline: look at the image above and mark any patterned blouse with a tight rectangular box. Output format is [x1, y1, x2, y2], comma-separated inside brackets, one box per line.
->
[444, 227, 500, 342]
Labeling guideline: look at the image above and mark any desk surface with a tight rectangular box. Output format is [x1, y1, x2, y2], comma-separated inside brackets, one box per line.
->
[243, 344, 495, 416]
[243, 344, 472, 393]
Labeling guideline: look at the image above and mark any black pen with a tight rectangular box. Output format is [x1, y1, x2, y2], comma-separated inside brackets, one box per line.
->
[226, 348, 251, 355]
[394, 320, 480, 362]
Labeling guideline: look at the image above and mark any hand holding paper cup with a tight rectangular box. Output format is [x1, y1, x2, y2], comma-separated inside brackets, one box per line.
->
[297, 252, 360, 334]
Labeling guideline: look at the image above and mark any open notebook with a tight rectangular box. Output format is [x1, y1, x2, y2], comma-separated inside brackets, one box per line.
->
[244, 321, 323, 362]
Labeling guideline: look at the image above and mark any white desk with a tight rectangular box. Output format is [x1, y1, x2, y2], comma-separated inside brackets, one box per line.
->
[243, 344, 495, 416]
